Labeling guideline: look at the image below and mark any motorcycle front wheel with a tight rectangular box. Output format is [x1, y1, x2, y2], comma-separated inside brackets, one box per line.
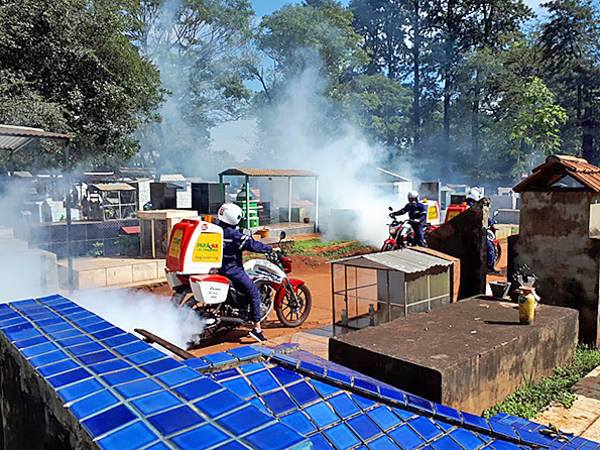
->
[276, 284, 312, 327]
[494, 242, 502, 267]
[381, 242, 394, 252]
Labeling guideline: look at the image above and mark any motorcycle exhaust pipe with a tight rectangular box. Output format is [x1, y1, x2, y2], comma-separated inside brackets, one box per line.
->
[218, 317, 245, 326]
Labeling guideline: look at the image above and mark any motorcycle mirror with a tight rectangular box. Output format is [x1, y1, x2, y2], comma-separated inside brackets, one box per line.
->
[279, 231, 286, 240]
[493, 210, 499, 217]
[242, 228, 252, 237]
[388, 206, 393, 211]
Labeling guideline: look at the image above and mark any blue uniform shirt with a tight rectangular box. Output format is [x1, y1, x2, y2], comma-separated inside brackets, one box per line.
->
[393, 202, 427, 222]
[218, 223, 273, 271]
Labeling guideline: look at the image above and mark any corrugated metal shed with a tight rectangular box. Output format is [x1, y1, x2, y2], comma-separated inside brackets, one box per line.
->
[514, 154, 600, 192]
[0, 125, 72, 151]
[219, 168, 318, 177]
[159, 174, 186, 182]
[330, 247, 452, 274]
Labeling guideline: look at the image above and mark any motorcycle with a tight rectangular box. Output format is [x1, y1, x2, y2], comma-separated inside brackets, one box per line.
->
[165, 220, 312, 345]
[381, 207, 436, 251]
[488, 211, 501, 267]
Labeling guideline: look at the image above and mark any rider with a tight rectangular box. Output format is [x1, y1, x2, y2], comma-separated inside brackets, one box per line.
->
[391, 190, 427, 247]
[216, 203, 276, 342]
[466, 188, 498, 274]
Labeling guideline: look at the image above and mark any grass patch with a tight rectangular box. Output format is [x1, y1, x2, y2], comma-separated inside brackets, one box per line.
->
[482, 345, 600, 420]
[289, 239, 347, 252]
[289, 239, 373, 259]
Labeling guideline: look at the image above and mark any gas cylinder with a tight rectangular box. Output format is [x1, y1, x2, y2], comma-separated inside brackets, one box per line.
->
[518, 286, 537, 324]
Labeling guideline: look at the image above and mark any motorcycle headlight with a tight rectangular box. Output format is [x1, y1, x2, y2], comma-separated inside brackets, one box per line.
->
[389, 225, 398, 234]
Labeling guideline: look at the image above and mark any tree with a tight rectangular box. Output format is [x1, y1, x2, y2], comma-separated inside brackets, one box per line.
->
[539, 0, 600, 164]
[0, 0, 163, 169]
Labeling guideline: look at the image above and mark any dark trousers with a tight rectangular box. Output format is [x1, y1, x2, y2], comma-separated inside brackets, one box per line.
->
[221, 265, 261, 323]
[487, 239, 495, 269]
[412, 223, 424, 246]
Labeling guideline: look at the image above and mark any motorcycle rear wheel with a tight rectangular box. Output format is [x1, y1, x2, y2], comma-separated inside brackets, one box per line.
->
[177, 295, 220, 346]
[494, 242, 502, 267]
[276, 284, 312, 327]
[256, 279, 275, 322]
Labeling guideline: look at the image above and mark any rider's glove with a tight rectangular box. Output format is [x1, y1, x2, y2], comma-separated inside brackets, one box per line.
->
[272, 247, 281, 253]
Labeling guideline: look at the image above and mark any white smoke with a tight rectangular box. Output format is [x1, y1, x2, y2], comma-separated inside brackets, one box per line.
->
[72, 289, 204, 350]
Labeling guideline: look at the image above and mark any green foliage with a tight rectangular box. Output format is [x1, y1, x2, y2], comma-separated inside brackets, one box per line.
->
[289, 239, 373, 259]
[483, 345, 600, 420]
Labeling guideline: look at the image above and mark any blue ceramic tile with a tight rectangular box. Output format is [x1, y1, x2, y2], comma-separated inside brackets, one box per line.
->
[68, 311, 93, 321]
[262, 389, 298, 416]
[156, 367, 200, 387]
[247, 369, 281, 394]
[47, 367, 92, 388]
[78, 350, 116, 365]
[58, 378, 104, 402]
[48, 329, 81, 339]
[409, 417, 443, 441]
[147, 405, 204, 436]
[115, 378, 162, 399]
[97, 421, 158, 450]
[310, 433, 335, 450]
[89, 359, 131, 375]
[270, 366, 303, 386]
[81, 404, 137, 438]
[3, 323, 41, 342]
[299, 360, 326, 377]
[249, 344, 273, 357]
[380, 386, 407, 406]
[250, 397, 270, 414]
[132, 391, 182, 415]
[489, 420, 520, 440]
[144, 444, 173, 450]
[405, 393, 435, 415]
[182, 358, 211, 371]
[271, 353, 300, 369]
[56, 335, 93, 347]
[102, 367, 146, 386]
[448, 429, 484, 450]
[434, 404, 463, 424]
[92, 327, 124, 340]
[434, 419, 454, 433]
[222, 377, 255, 400]
[141, 358, 180, 376]
[70, 390, 120, 420]
[462, 411, 491, 432]
[127, 349, 165, 365]
[281, 410, 317, 436]
[213, 368, 240, 381]
[323, 422, 361, 450]
[392, 407, 415, 422]
[22, 342, 59, 358]
[194, 390, 245, 418]
[348, 414, 382, 441]
[305, 401, 339, 428]
[102, 334, 138, 347]
[29, 349, 69, 367]
[203, 351, 237, 367]
[113, 340, 151, 356]
[487, 441, 522, 450]
[11, 299, 39, 309]
[228, 345, 261, 361]
[218, 405, 274, 436]
[327, 369, 352, 386]
[171, 423, 229, 450]
[72, 315, 102, 326]
[173, 377, 223, 401]
[329, 393, 361, 419]
[59, 306, 85, 316]
[368, 406, 403, 431]
[0, 316, 27, 329]
[389, 424, 426, 449]
[368, 435, 401, 450]
[41, 322, 74, 334]
[429, 435, 463, 450]
[81, 321, 113, 333]
[516, 428, 554, 447]
[354, 378, 379, 395]
[287, 381, 320, 406]
[69, 342, 104, 356]
[352, 393, 378, 410]
[14, 335, 49, 349]
[239, 362, 267, 374]
[310, 379, 341, 398]
[38, 359, 79, 377]
[244, 422, 308, 450]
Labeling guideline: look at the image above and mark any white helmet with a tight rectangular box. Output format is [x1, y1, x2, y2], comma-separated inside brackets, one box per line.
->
[408, 190, 419, 202]
[218, 203, 243, 226]
[467, 188, 481, 202]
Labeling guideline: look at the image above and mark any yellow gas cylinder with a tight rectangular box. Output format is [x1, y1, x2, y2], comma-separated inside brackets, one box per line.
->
[518, 286, 537, 324]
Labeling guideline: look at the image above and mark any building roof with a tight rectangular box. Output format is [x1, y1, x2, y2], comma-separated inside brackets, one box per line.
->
[90, 183, 135, 191]
[376, 167, 411, 183]
[0, 125, 72, 151]
[159, 174, 186, 182]
[514, 154, 600, 192]
[1, 294, 595, 450]
[331, 247, 452, 274]
[220, 168, 318, 177]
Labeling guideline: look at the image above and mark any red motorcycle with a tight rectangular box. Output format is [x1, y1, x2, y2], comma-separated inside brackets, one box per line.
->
[381, 208, 437, 251]
[165, 220, 312, 345]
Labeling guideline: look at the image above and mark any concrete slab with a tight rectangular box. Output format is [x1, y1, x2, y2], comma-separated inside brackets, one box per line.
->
[329, 297, 578, 414]
[132, 261, 160, 283]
